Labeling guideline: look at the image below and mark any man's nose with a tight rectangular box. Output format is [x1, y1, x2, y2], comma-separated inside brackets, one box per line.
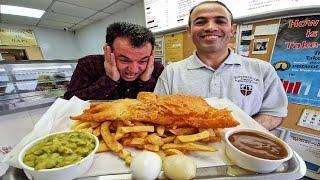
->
[205, 21, 218, 31]
[128, 63, 139, 73]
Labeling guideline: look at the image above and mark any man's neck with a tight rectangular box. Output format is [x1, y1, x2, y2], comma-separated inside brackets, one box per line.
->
[196, 49, 230, 69]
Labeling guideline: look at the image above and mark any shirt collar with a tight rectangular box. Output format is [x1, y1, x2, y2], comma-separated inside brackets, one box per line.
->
[187, 49, 242, 70]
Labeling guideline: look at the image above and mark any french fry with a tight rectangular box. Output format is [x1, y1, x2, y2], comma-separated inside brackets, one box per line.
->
[174, 137, 181, 144]
[76, 127, 93, 134]
[90, 122, 100, 128]
[93, 125, 101, 137]
[162, 143, 217, 152]
[144, 144, 160, 152]
[169, 127, 198, 135]
[71, 120, 83, 129]
[201, 128, 216, 142]
[146, 134, 164, 146]
[123, 120, 134, 126]
[119, 126, 154, 133]
[121, 137, 132, 146]
[163, 136, 176, 143]
[156, 126, 165, 136]
[136, 132, 148, 138]
[118, 149, 132, 165]
[115, 129, 125, 140]
[97, 140, 110, 153]
[177, 130, 210, 142]
[101, 121, 123, 153]
[72, 121, 91, 130]
[157, 150, 167, 159]
[130, 138, 145, 145]
[164, 149, 184, 156]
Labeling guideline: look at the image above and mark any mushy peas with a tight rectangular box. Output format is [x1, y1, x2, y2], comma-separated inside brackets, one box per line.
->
[228, 131, 287, 160]
[23, 132, 96, 170]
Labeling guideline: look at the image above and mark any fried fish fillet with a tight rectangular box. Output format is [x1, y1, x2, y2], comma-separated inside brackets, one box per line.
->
[70, 92, 239, 129]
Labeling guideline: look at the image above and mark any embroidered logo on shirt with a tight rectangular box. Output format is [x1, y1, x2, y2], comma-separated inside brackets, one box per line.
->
[240, 84, 253, 96]
[234, 76, 259, 84]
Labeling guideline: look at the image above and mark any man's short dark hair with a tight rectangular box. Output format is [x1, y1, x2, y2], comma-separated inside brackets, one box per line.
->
[188, 1, 234, 26]
[106, 22, 155, 50]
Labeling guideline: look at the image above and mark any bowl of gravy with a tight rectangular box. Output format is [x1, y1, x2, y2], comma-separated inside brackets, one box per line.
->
[224, 128, 293, 173]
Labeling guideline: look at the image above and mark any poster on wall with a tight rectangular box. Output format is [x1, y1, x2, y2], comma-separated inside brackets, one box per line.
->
[252, 38, 269, 54]
[238, 24, 253, 57]
[155, 36, 163, 57]
[270, 15, 320, 107]
[164, 32, 184, 62]
[284, 131, 320, 176]
[297, 109, 320, 131]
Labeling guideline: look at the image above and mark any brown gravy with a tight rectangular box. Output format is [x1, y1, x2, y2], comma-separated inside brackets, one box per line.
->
[228, 131, 287, 160]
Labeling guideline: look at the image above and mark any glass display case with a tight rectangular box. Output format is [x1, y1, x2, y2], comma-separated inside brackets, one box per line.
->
[0, 60, 77, 114]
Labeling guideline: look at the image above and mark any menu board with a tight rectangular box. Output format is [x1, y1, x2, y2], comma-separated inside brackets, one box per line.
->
[144, 0, 203, 33]
[144, 0, 320, 33]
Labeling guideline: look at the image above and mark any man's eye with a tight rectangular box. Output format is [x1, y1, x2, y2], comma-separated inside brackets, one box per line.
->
[138, 61, 148, 64]
[216, 19, 227, 24]
[119, 58, 129, 63]
[194, 21, 205, 25]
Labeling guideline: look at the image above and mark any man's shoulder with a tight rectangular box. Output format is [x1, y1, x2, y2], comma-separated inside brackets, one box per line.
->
[237, 54, 273, 68]
[78, 55, 104, 64]
[165, 57, 190, 69]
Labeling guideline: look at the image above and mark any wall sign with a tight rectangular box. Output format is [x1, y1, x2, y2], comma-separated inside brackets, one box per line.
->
[270, 15, 320, 107]
[0, 28, 38, 46]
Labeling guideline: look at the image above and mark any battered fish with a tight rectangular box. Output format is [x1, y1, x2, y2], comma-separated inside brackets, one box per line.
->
[70, 92, 239, 129]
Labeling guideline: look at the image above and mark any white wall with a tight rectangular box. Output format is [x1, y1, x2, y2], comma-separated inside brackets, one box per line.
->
[0, 23, 80, 60]
[74, 1, 146, 57]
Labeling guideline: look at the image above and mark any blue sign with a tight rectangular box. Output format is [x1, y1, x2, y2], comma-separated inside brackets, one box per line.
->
[270, 15, 320, 107]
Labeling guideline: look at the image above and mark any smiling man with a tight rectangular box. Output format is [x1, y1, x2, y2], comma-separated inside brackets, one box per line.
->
[154, 1, 288, 130]
[64, 22, 163, 100]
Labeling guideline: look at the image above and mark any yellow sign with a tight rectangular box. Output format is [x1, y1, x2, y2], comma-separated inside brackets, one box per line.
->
[164, 32, 184, 62]
[0, 28, 38, 46]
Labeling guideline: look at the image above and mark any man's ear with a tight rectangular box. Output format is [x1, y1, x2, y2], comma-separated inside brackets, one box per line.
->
[231, 23, 237, 36]
[187, 26, 192, 37]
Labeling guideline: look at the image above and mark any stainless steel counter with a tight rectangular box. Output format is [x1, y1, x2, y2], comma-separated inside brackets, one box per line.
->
[0, 152, 306, 180]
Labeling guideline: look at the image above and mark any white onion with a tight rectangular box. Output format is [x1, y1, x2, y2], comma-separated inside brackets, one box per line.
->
[130, 151, 162, 180]
[163, 155, 196, 180]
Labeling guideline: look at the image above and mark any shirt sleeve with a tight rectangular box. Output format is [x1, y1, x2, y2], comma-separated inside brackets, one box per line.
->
[153, 66, 171, 95]
[259, 64, 288, 117]
[63, 58, 119, 100]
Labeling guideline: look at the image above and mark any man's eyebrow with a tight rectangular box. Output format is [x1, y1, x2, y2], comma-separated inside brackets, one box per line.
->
[118, 54, 129, 59]
[140, 56, 150, 61]
[215, 16, 229, 21]
[193, 16, 229, 22]
[118, 55, 150, 61]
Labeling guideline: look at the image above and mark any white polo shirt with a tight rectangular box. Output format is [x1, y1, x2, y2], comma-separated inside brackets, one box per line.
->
[154, 51, 288, 117]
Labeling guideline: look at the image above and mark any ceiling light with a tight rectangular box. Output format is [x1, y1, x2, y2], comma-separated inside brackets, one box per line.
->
[0, 5, 45, 18]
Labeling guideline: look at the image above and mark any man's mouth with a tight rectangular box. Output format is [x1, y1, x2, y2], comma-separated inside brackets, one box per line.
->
[200, 34, 222, 40]
[124, 72, 137, 79]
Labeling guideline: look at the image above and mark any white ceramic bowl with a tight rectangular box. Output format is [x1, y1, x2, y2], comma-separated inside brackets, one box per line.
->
[225, 128, 293, 173]
[18, 131, 99, 180]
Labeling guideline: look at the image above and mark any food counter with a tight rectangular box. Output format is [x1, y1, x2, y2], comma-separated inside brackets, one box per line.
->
[1, 153, 306, 179]
[0, 60, 77, 115]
